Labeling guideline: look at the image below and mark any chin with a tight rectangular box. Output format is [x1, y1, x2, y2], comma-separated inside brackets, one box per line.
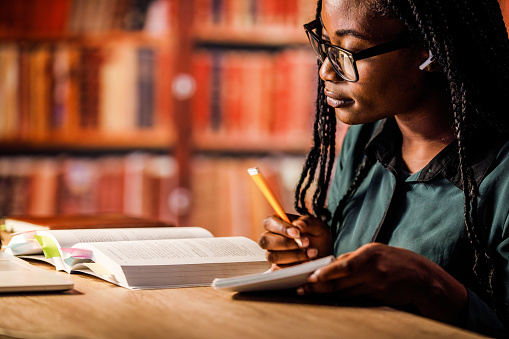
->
[334, 109, 362, 126]
[334, 108, 388, 126]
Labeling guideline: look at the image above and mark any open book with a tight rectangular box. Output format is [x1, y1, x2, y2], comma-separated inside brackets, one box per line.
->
[4, 227, 270, 289]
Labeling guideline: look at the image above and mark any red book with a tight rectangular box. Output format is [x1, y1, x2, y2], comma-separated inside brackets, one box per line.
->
[192, 50, 213, 135]
[155, 46, 174, 129]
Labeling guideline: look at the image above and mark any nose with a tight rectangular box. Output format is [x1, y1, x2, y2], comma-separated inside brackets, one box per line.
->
[319, 57, 342, 82]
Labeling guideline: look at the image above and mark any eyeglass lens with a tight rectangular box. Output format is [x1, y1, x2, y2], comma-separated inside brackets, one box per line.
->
[305, 28, 358, 81]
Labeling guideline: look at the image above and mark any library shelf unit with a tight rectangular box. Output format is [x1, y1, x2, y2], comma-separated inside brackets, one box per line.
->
[0, 0, 322, 241]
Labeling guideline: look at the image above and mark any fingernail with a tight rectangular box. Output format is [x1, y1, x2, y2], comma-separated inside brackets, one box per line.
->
[301, 237, 309, 247]
[296, 287, 305, 295]
[307, 248, 318, 258]
[287, 227, 300, 238]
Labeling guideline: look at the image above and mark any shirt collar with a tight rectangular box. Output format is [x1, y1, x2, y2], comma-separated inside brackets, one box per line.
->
[364, 118, 502, 189]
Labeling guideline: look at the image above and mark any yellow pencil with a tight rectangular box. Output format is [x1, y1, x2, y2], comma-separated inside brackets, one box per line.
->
[248, 167, 303, 247]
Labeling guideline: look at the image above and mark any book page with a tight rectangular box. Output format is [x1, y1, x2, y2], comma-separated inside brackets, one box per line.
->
[74, 236, 268, 266]
[38, 227, 214, 250]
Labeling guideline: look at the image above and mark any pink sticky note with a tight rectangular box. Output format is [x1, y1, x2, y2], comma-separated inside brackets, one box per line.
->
[61, 248, 93, 259]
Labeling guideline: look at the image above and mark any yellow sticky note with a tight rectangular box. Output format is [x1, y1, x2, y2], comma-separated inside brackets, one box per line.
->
[84, 262, 113, 276]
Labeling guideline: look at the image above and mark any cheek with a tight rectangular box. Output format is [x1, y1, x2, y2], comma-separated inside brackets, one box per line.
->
[355, 59, 425, 113]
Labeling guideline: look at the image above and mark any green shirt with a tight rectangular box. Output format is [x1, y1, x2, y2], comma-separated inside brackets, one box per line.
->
[328, 118, 508, 336]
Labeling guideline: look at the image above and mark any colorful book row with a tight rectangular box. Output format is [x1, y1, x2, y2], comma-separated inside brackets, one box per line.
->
[0, 42, 174, 144]
[194, 0, 316, 34]
[0, 153, 179, 225]
[191, 47, 318, 147]
[0, 0, 174, 36]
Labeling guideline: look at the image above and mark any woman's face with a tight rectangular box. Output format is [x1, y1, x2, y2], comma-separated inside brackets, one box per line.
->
[320, 0, 432, 125]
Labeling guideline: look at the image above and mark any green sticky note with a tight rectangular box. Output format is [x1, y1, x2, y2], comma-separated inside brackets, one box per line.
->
[33, 235, 61, 258]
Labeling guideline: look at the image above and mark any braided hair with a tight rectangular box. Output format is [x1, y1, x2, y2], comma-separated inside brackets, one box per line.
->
[295, 0, 509, 322]
[294, 0, 337, 221]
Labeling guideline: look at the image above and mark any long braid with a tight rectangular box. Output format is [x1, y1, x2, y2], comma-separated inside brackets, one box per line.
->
[295, 0, 337, 220]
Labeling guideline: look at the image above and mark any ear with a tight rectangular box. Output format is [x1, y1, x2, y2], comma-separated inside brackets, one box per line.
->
[419, 49, 435, 71]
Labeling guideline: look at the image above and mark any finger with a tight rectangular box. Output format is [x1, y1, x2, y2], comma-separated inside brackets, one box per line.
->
[258, 231, 308, 250]
[263, 215, 306, 245]
[291, 215, 322, 235]
[265, 249, 311, 265]
[307, 253, 354, 282]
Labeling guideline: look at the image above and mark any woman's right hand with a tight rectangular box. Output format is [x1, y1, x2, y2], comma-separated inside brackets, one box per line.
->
[258, 214, 333, 268]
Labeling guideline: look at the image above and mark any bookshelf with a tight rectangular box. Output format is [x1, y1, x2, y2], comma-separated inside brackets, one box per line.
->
[0, 0, 180, 224]
[0, 0, 321, 241]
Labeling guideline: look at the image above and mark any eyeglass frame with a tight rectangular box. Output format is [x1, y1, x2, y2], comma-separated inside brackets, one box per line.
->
[303, 19, 414, 82]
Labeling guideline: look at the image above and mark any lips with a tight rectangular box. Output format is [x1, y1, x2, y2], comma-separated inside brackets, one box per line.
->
[324, 88, 354, 108]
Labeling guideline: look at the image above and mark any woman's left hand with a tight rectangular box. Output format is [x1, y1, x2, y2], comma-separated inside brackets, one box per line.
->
[297, 243, 468, 326]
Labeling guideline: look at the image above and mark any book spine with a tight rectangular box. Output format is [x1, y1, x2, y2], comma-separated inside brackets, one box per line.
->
[191, 50, 213, 137]
[137, 47, 155, 128]
[79, 47, 102, 129]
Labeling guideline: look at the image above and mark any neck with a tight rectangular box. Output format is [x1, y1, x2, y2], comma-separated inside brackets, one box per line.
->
[395, 107, 455, 174]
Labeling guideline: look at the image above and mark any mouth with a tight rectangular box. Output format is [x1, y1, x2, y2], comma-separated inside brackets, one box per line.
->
[324, 88, 354, 108]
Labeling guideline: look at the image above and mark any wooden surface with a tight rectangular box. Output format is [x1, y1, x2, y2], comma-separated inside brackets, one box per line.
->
[0, 258, 487, 339]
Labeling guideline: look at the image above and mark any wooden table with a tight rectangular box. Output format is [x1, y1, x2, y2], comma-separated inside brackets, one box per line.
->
[0, 258, 487, 339]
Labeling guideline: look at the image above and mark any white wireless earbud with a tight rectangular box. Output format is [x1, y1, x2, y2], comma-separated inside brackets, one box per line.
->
[419, 49, 435, 70]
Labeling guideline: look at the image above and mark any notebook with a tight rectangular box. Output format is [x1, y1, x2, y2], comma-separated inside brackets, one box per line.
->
[0, 251, 74, 293]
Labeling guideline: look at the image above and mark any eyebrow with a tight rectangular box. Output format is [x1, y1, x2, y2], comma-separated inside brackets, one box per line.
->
[334, 29, 371, 40]
[319, 16, 373, 41]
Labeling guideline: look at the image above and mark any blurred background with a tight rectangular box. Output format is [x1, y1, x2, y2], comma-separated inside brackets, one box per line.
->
[1, 0, 506, 240]
[0, 0, 324, 241]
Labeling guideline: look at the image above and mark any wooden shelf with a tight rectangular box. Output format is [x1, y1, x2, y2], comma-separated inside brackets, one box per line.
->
[193, 27, 308, 47]
[0, 129, 176, 153]
[0, 31, 175, 47]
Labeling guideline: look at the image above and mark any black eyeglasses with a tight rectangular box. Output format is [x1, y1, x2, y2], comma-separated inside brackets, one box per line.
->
[304, 19, 413, 82]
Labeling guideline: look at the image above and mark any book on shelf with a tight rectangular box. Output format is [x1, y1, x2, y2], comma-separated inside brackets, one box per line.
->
[212, 255, 335, 292]
[4, 226, 270, 289]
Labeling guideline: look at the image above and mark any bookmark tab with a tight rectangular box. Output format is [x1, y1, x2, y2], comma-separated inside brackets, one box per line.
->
[61, 248, 93, 259]
[33, 235, 61, 258]
[84, 263, 113, 276]
[2, 242, 33, 250]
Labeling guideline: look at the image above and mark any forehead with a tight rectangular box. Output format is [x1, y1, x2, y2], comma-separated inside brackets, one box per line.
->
[321, 0, 404, 40]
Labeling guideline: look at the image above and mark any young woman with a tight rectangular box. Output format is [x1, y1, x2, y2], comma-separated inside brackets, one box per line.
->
[258, 0, 509, 336]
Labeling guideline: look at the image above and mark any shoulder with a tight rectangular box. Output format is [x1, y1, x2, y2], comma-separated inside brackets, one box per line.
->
[478, 137, 509, 235]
